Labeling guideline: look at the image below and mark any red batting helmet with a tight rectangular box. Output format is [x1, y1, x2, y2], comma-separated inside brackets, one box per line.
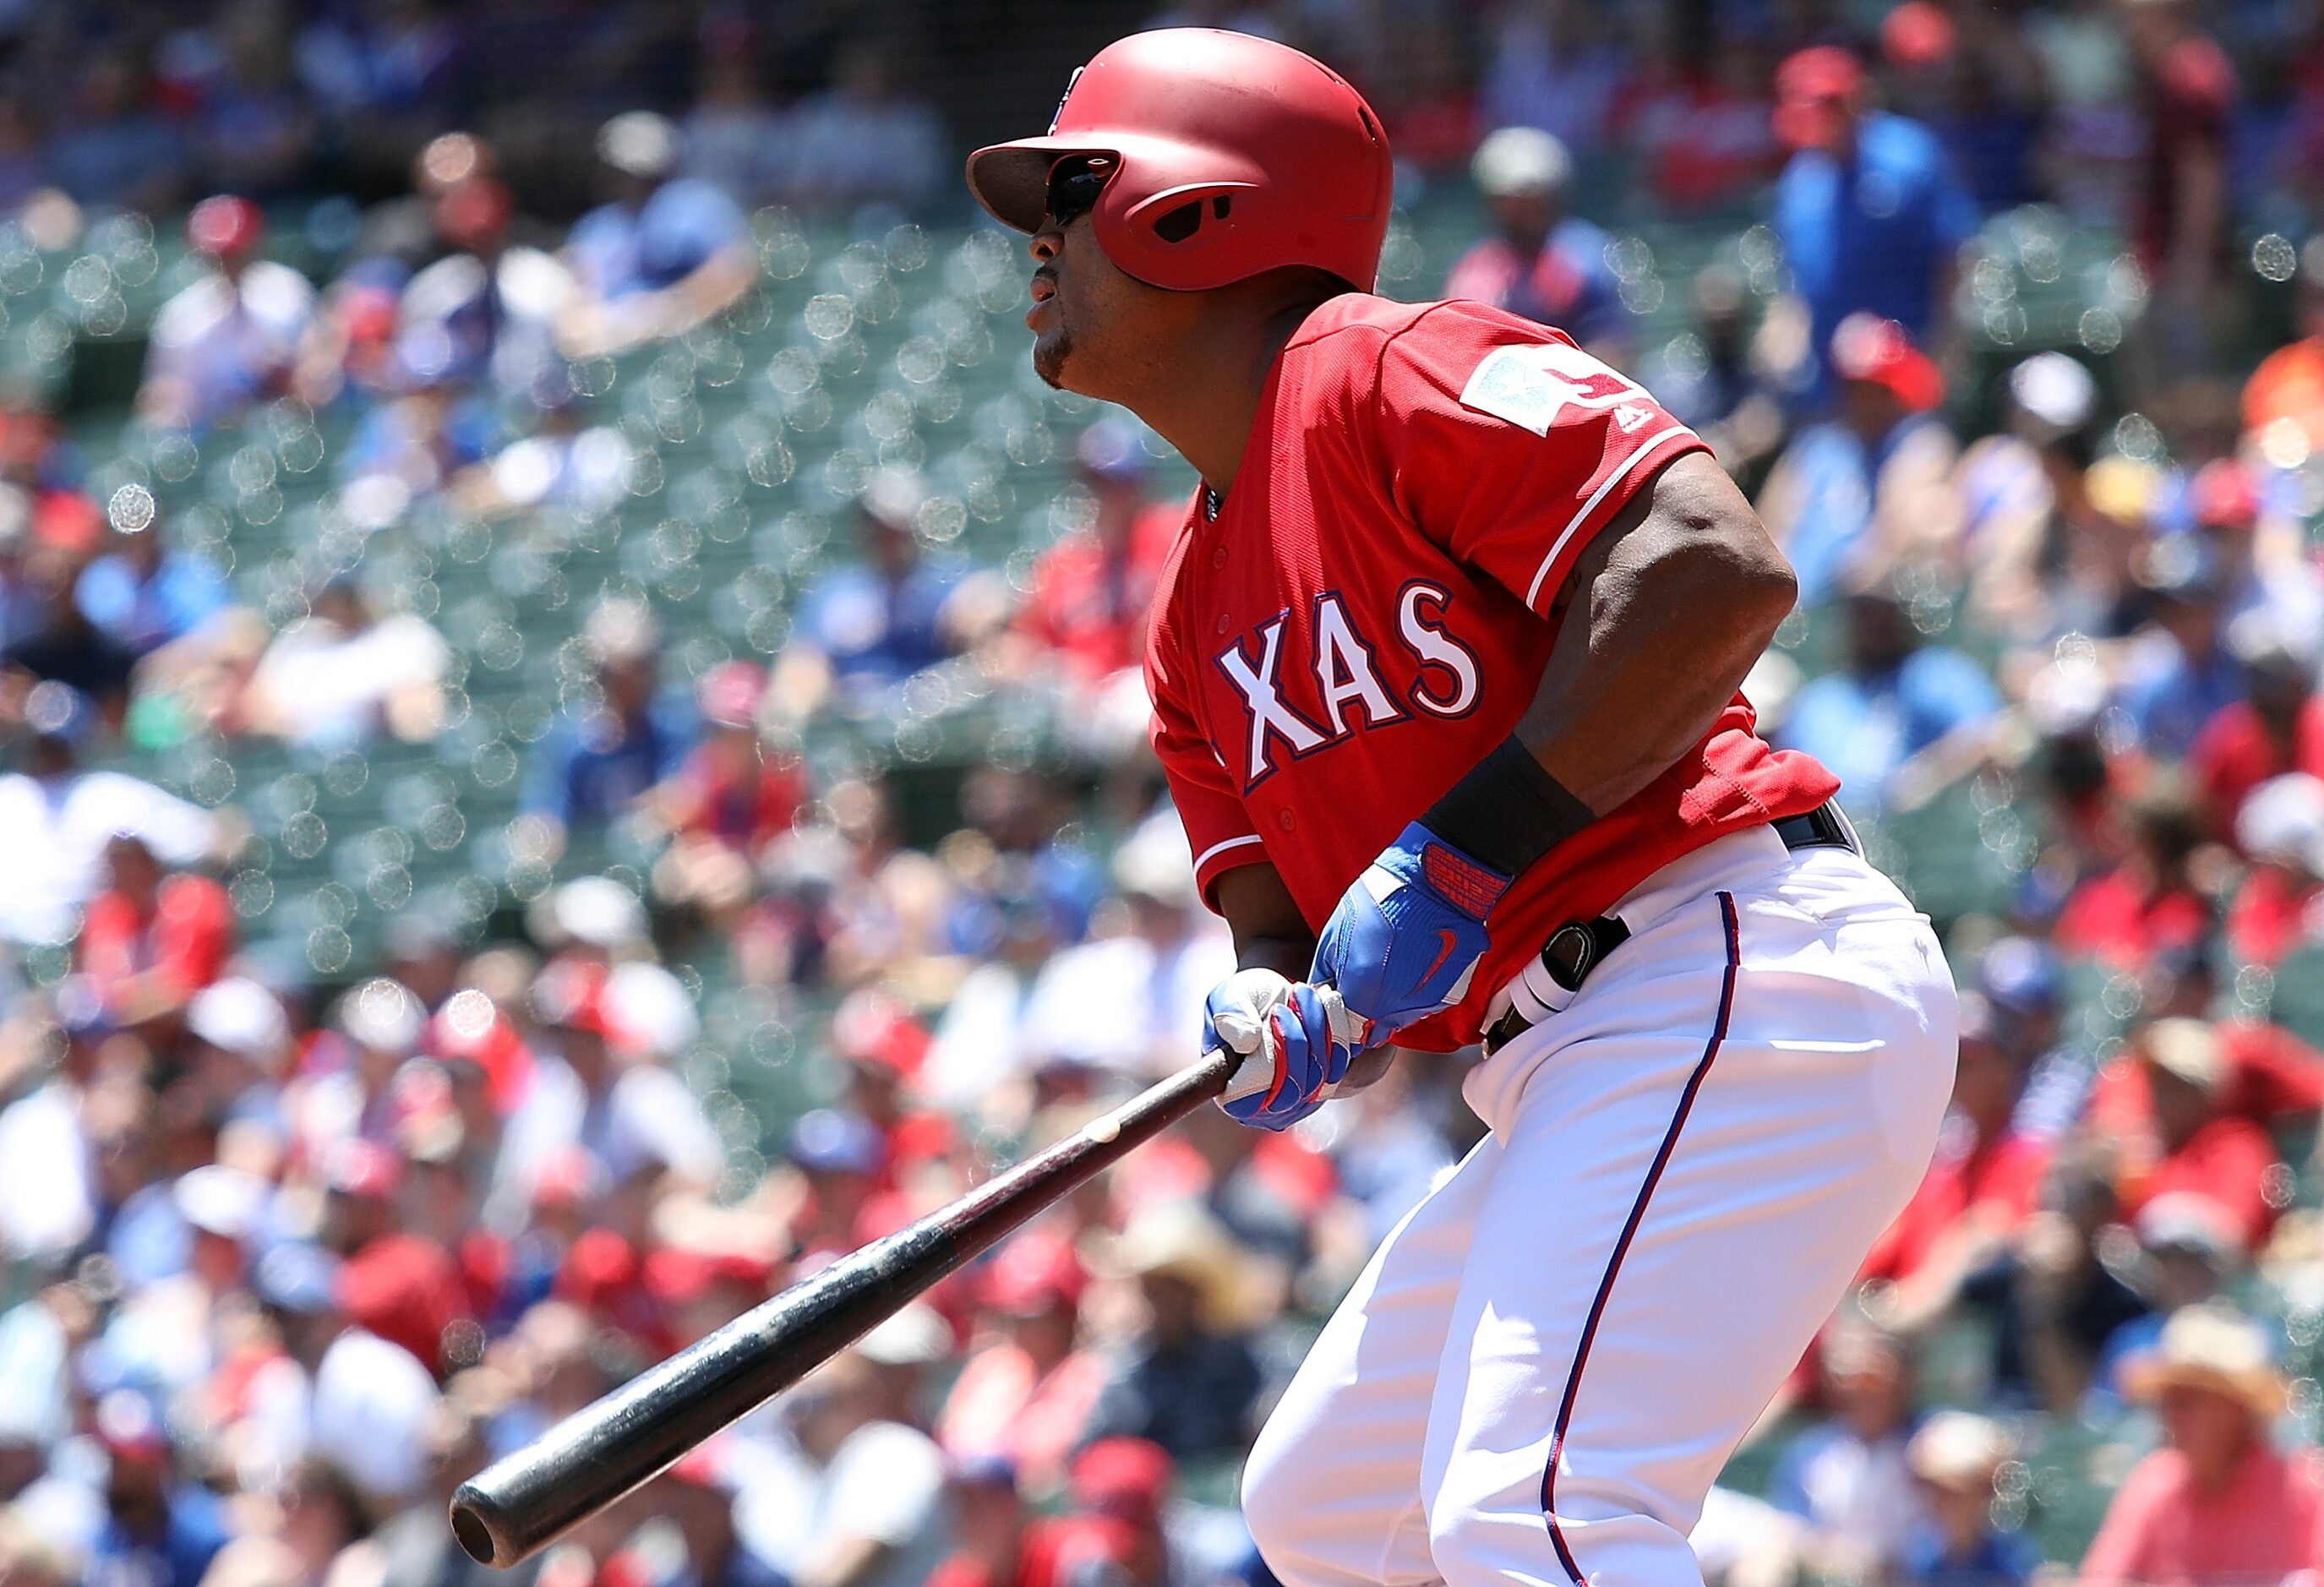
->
[965, 29, 1394, 293]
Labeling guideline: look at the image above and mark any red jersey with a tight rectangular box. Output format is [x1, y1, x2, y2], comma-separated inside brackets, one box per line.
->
[1015, 504, 1181, 683]
[1145, 296, 1837, 1050]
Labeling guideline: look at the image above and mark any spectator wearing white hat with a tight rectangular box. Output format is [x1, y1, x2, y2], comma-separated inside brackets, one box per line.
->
[1443, 127, 1632, 367]
[96, 1165, 269, 1402]
[771, 472, 1002, 728]
[1016, 820, 1233, 1083]
[0, 684, 221, 946]
[1896, 1412, 2040, 1587]
[559, 110, 756, 358]
[733, 1316, 950, 1587]
[521, 597, 696, 848]
[2083, 1304, 2324, 1586]
[288, 978, 425, 1168]
[2225, 772, 2324, 966]
[2090, 1192, 2245, 1407]
[1957, 352, 2129, 643]
[2114, 1017, 2284, 1252]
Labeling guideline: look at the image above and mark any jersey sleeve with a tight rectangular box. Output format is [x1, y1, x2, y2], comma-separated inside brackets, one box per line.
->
[1372, 302, 1707, 615]
[1146, 640, 1265, 910]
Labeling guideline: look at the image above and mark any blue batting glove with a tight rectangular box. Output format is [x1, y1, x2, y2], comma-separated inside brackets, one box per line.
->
[1312, 821, 1508, 1049]
[1206, 969, 1355, 1132]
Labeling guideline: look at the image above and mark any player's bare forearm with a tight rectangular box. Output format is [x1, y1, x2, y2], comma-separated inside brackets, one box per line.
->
[1518, 451, 1798, 814]
[1216, 862, 1315, 978]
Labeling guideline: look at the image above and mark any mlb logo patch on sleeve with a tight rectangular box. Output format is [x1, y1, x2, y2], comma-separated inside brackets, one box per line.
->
[1459, 342, 1642, 435]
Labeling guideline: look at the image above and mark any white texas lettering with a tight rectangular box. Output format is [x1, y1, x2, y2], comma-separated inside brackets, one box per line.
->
[1312, 595, 1404, 735]
[1217, 616, 1326, 781]
[1398, 583, 1481, 717]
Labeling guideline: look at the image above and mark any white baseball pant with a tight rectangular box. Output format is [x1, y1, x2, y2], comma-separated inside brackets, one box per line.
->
[1241, 826, 1958, 1587]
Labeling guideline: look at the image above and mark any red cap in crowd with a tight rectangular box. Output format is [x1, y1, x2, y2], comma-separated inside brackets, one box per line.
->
[557, 1228, 640, 1311]
[187, 194, 265, 259]
[979, 1230, 1087, 1318]
[529, 1144, 607, 1212]
[832, 988, 932, 1080]
[2190, 459, 2261, 532]
[325, 1137, 403, 1201]
[1071, 1437, 1175, 1529]
[435, 177, 514, 253]
[696, 660, 768, 730]
[338, 1232, 467, 1372]
[1774, 46, 1864, 150]
[1831, 313, 1945, 411]
[1881, 2, 1957, 69]
[532, 957, 614, 1036]
[644, 1246, 775, 1306]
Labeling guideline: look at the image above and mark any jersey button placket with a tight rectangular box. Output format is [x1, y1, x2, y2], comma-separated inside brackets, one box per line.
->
[1211, 546, 1228, 570]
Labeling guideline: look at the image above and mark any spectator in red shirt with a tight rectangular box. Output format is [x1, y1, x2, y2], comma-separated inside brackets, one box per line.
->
[2084, 950, 2324, 1170]
[1018, 1438, 1181, 1587]
[2106, 1018, 2286, 1250]
[2190, 629, 2324, 841]
[937, 1231, 1107, 1497]
[77, 831, 233, 1028]
[1863, 995, 2052, 1328]
[2054, 777, 2215, 973]
[2083, 1302, 2324, 1586]
[1620, 26, 1778, 214]
[831, 987, 953, 1185]
[2123, 0, 2235, 370]
[2226, 772, 2324, 967]
[650, 658, 805, 929]
[927, 1456, 1033, 1587]
[1006, 419, 1176, 726]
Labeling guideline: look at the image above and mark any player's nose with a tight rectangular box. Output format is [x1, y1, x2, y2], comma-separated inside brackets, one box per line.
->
[1029, 229, 1061, 263]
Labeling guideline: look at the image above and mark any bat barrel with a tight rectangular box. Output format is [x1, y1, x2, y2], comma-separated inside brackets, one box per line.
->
[450, 1048, 1236, 1568]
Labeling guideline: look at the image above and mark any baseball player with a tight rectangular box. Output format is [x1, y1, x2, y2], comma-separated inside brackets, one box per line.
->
[967, 31, 1959, 1587]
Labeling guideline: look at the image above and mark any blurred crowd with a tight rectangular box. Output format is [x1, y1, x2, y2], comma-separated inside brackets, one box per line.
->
[14, 4, 2324, 1587]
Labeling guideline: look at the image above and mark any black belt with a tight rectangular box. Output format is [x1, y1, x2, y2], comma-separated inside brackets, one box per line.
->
[1478, 801, 1858, 1055]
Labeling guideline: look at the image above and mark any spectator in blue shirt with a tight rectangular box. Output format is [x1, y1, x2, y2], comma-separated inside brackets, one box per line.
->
[561, 112, 758, 359]
[523, 598, 695, 842]
[74, 493, 230, 659]
[85, 1389, 231, 1587]
[1643, 264, 1788, 485]
[1770, 46, 1978, 409]
[1778, 584, 2002, 815]
[1443, 128, 1632, 367]
[1896, 1411, 2042, 1587]
[2118, 540, 2242, 759]
[1757, 314, 1961, 607]
[771, 471, 1004, 726]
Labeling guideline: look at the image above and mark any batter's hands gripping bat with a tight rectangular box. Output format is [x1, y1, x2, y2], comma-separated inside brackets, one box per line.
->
[449, 1044, 1242, 1568]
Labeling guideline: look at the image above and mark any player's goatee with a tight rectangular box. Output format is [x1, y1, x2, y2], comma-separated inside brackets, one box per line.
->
[1034, 330, 1071, 390]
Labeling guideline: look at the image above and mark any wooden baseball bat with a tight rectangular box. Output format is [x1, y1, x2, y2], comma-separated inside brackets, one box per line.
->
[449, 1047, 1237, 1568]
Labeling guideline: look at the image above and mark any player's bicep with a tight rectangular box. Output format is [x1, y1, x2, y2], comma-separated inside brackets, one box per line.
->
[1547, 449, 1787, 619]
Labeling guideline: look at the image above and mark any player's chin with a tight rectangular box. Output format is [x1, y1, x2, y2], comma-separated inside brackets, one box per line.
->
[1030, 323, 1077, 392]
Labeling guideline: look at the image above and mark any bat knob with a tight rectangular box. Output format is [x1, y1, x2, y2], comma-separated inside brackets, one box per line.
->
[450, 1484, 507, 1567]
